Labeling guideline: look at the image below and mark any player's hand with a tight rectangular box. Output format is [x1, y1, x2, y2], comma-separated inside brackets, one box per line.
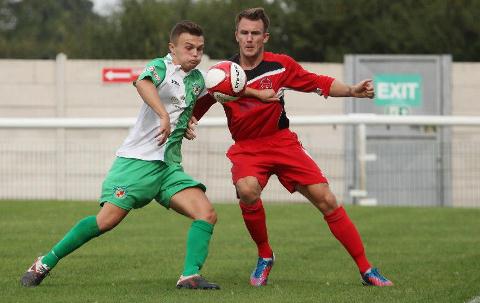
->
[256, 89, 280, 103]
[243, 87, 280, 103]
[184, 116, 198, 140]
[155, 117, 171, 146]
[351, 79, 375, 99]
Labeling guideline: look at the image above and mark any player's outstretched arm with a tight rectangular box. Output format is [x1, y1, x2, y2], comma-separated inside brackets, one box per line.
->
[244, 88, 280, 103]
[135, 79, 171, 146]
[192, 94, 216, 121]
[329, 79, 375, 99]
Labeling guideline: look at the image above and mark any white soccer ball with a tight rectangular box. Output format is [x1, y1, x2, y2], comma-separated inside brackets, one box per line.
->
[205, 61, 247, 103]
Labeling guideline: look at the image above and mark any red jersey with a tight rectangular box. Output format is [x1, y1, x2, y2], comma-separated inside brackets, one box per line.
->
[194, 52, 335, 141]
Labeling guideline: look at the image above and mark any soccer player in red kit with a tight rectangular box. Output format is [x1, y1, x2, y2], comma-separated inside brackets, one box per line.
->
[192, 7, 393, 287]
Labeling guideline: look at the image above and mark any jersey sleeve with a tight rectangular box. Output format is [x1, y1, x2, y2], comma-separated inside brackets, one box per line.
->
[281, 54, 335, 97]
[193, 94, 216, 121]
[134, 58, 167, 87]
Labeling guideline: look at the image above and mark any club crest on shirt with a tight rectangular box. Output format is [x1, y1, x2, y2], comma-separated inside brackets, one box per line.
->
[113, 186, 128, 199]
[192, 83, 201, 96]
[260, 77, 273, 89]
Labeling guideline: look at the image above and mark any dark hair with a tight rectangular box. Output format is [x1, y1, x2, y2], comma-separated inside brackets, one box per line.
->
[235, 7, 270, 32]
[170, 20, 203, 44]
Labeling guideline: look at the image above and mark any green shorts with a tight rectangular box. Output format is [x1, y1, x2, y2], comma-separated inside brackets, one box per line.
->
[100, 157, 206, 211]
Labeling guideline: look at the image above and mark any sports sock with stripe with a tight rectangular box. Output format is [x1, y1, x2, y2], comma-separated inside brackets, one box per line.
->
[41, 215, 101, 269]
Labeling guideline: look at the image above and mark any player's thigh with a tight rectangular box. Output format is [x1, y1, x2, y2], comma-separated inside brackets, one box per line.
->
[275, 144, 328, 193]
[154, 164, 207, 209]
[100, 157, 162, 211]
[170, 187, 217, 224]
[296, 183, 338, 214]
[227, 144, 272, 189]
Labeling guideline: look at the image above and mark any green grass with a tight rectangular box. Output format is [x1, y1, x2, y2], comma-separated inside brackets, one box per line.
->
[1, 201, 479, 303]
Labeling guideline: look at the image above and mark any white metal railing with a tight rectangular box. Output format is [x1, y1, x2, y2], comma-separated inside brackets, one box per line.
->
[3, 114, 480, 128]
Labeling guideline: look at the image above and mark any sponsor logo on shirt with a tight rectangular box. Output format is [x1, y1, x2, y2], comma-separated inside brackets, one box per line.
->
[145, 66, 161, 81]
[171, 79, 180, 86]
[171, 96, 180, 105]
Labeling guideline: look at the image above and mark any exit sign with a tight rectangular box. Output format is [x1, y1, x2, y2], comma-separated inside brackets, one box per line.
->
[374, 74, 423, 107]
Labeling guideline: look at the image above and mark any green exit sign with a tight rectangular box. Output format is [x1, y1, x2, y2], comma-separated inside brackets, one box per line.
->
[374, 74, 423, 107]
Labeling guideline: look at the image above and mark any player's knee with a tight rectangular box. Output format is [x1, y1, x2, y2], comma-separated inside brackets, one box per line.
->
[236, 177, 261, 203]
[237, 185, 261, 203]
[97, 215, 122, 232]
[196, 207, 217, 225]
[238, 190, 260, 203]
[312, 190, 338, 212]
[205, 209, 217, 225]
[97, 221, 113, 232]
[321, 191, 338, 210]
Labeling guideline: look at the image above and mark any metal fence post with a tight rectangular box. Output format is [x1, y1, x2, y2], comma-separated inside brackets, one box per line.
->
[55, 53, 67, 200]
[357, 123, 367, 197]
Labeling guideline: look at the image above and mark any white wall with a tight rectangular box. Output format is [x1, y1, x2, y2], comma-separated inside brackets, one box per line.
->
[1, 56, 479, 205]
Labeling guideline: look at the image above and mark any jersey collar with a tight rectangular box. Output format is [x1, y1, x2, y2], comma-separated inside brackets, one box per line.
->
[165, 53, 193, 76]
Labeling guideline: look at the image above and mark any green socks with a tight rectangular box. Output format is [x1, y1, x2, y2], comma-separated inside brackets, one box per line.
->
[40, 216, 212, 276]
[182, 220, 214, 276]
[41, 216, 101, 269]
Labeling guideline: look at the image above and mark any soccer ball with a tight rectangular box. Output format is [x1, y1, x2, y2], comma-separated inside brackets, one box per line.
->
[205, 61, 247, 103]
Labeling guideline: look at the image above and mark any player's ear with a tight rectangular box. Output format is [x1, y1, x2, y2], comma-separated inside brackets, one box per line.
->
[263, 32, 270, 44]
[235, 30, 240, 43]
[168, 42, 175, 55]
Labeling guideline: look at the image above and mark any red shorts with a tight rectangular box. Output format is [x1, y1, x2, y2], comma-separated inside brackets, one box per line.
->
[226, 129, 328, 193]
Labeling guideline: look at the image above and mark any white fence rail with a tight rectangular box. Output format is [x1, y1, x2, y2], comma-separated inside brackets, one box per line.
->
[3, 114, 480, 128]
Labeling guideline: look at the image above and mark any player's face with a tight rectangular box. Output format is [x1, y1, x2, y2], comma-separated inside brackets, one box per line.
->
[169, 33, 204, 72]
[235, 18, 269, 59]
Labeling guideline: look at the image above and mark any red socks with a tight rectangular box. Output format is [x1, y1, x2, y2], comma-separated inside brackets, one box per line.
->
[239, 199, 273, 258]
[324, 206, 371, 274]
[240, 201, 370, 273]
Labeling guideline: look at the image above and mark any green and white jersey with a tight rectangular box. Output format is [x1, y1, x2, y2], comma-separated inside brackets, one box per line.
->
[116, 54, 207, 164]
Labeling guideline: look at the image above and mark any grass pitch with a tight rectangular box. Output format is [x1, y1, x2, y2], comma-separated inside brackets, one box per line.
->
[1, 201, 479, 303]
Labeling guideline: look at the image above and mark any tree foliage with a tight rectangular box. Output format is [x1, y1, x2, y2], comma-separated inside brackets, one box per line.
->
[0, 0, 479, 61]
[0, 0, 100, 58]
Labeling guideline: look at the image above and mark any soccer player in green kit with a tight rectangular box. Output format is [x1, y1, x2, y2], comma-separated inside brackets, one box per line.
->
[20, 21, 220, 290]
